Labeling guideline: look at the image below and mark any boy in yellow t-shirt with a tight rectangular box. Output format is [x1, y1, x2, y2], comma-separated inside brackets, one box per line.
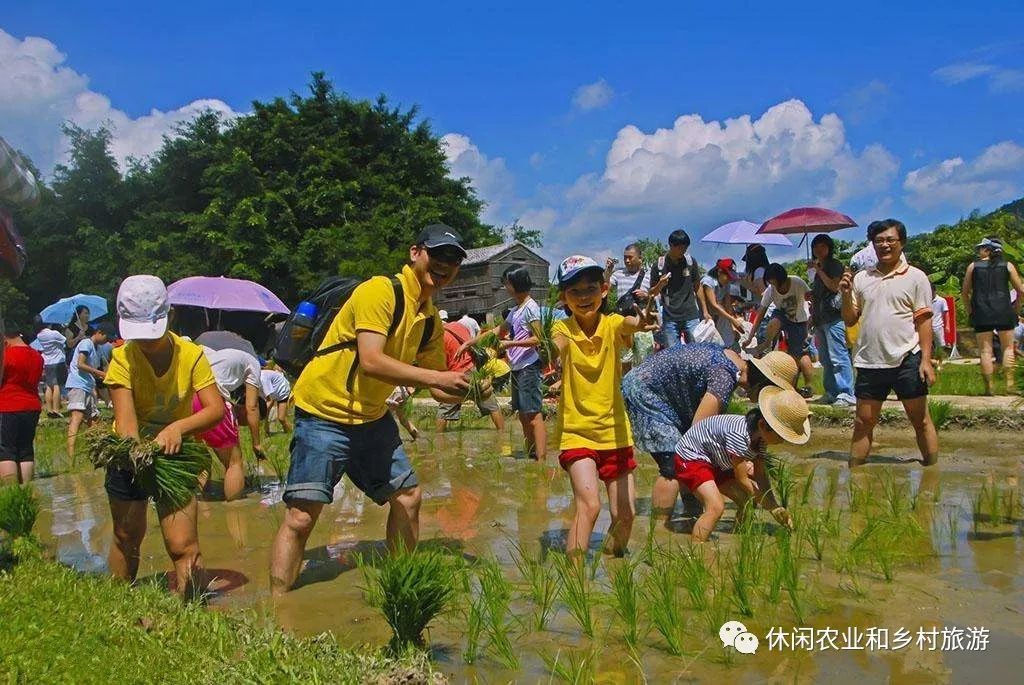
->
[551, 256, 658, 557]
[103, 275, 224, 595]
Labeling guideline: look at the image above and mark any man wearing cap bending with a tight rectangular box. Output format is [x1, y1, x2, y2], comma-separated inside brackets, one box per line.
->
[840, 219, 937, 467]
[270, 224, 473, 594]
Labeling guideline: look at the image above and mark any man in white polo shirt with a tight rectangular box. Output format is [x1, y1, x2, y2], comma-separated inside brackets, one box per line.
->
[840, 219, 937, 468]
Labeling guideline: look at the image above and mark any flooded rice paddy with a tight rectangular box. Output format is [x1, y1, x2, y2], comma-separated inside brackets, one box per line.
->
[34, 420, 1024, 683]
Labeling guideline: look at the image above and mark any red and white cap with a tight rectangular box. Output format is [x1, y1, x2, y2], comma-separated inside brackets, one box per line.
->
[117, 275, 170, 340]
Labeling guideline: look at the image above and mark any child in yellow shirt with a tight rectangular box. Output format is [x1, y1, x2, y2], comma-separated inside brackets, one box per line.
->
[551, 255, 657, 557]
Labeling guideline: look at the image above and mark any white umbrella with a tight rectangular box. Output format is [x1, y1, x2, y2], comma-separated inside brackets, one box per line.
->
[701, 220, 794, 246]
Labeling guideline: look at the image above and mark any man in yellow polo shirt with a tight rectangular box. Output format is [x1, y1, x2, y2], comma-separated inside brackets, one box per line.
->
[270, 224, 472, 594]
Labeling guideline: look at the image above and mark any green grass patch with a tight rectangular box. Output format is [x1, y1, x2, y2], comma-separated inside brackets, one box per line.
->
[0, 553, 440, 683]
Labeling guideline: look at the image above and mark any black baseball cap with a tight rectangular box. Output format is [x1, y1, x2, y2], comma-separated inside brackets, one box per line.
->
[416, 223, 467, 258]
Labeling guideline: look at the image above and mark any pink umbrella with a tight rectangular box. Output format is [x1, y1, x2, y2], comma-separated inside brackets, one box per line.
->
[167, 276, 290, 314]
[758, 207, 857, 235]
[757, 207, 857, 256]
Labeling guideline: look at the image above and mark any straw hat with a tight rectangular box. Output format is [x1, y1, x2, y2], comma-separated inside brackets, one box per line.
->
[749, 350, 798, 390]
[757, 386, 811, 444]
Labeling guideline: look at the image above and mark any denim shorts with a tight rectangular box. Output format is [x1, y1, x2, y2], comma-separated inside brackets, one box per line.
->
[510, 360, 543, 415]
[105, 467, 150, 502]
[283, 408, 418, 505]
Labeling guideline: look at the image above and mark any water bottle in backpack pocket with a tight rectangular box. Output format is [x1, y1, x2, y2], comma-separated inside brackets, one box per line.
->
[273, 277, 361, 377]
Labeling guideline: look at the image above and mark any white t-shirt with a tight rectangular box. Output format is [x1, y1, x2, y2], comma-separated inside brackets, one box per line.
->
[201, 346, 262, 399]
[609, 267, 651, 298]
[35, 328, 67, 366]
[931, 296, 948, 341]
[260, 369, 292, 401]
[851, 257, 932, 368]
[759, 276, 810, 323]
[457, 314, 481, 339]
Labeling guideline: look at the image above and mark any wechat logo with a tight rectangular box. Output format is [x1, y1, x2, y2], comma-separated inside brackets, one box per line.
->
[720, 620, 759, 655]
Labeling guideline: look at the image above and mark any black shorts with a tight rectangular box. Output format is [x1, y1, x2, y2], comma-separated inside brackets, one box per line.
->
[104, 467, 150, 502]
[972, 323, 1016, 333]
[855, 351, 928, 402]
[0, 411, 41, 462]
[650, 451, 677, 480]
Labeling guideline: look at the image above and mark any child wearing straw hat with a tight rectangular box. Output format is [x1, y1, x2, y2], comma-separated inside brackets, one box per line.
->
[674, 386, 811, 542]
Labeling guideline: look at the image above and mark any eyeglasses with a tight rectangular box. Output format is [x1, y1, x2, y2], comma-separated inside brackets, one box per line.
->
[872, 238, 901, 246]
[426, 246, 465, 265]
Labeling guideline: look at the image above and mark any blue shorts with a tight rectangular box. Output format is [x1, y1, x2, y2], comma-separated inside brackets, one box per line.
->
[510, 360, 543, 415]
[770, 310, 810, 356]
[283, 408, 418, 505]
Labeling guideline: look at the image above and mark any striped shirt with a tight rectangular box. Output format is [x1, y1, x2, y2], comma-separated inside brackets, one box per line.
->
[0, 137, 39, 206]
[674, 414, 763, 472]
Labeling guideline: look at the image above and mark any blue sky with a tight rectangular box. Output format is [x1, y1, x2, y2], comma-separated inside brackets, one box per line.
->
[3, 1, 1024, 264]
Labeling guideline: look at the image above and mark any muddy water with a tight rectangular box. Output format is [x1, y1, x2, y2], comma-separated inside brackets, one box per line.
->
[33, 425, 1024, 683]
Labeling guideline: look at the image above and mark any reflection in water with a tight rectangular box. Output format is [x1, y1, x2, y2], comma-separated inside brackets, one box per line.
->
[30, 426, 1024, 681]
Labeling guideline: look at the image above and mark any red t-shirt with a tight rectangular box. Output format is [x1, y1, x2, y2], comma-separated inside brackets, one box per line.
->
[443, 322, 474, 374]
[0, 344, 44, 412]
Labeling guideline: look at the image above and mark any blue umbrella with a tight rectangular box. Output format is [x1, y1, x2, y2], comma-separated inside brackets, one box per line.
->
[39, 294, 108, 325]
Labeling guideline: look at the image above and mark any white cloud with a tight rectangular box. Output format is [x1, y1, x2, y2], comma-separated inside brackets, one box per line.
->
[441, 132, 517, 225]
[549, 99, 898, 257]
[932, 61, 1024, 93]
[572, 78, 614, 111]
[903, 141, 1024, 211]
[0, 28, 239, 173]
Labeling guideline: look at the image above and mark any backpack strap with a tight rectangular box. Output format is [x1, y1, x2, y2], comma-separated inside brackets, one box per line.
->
[629, 268, 646, 293]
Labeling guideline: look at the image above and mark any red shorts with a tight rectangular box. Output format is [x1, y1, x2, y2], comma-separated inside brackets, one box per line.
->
[559, 446, 636, 482]
[192, 395, 239, 450]
[674, 455, 734, 493]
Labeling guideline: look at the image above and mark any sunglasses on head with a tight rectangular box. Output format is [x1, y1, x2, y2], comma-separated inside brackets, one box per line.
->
[426, 245, 464, 264]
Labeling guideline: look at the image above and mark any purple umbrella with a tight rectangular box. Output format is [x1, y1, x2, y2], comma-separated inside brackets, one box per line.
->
[701, 220, 793, 246]
[167, 276, 290, 314]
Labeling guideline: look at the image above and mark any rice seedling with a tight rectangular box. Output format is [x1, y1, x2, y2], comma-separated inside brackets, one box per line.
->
[945, 505, 961, 555]
[799, 466, 818, 506]
[928, 399, 953, 430]
[1002, 487, 1021, 523]
[608, 558, 642, 648]
[802, 508, 839, 561]
[509, 543, 559, 631]
[766, 456, 795, 509]
[677, 545, 712, 610]
[823, 470, 839, 513]
[878, 471, 912, 519]
[541, 647, 598, 684]
[537, 286, 562, 365]
[357, 546, 461, 650]
[0, 484, 39, 538]
[83, 428, 210, 509]
[642, 549, 685, 655]
[553, 553, 594, 637]
[728, 507, 766, 616]
[777, 528, 807, 623]
[475, 560, 519, 670]
[462, 592, 486, 664]
[639, 509, 658, 566]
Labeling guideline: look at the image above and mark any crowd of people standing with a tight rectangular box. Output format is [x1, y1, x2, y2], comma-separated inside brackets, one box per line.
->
[2, 215, 1023, 599]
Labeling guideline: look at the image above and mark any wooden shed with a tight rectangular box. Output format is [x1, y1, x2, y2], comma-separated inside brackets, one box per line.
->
[434, 242, 550, 319]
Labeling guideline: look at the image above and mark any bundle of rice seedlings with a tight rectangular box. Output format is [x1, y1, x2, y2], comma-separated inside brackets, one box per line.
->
[0, 484, 39, 539]
[83, 428, 211, 510]
[537, 287, 562, 365]
[359, 547, 461, 650]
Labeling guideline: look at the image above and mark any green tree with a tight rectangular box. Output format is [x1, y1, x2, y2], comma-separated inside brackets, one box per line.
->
[498, 219, 543, 248]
